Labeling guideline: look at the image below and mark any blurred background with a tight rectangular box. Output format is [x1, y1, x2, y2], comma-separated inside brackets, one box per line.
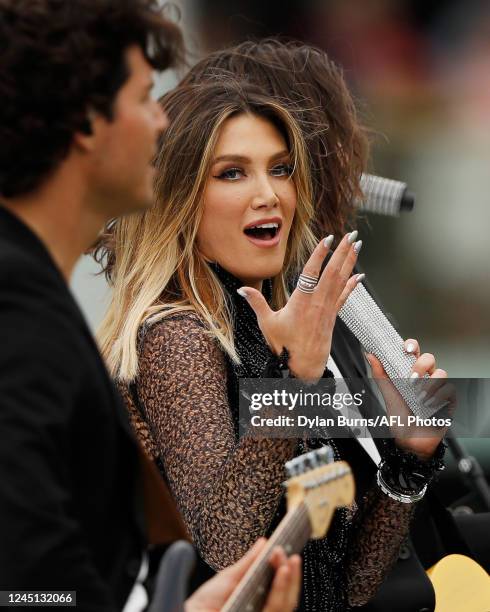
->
[71, 0, 490, 506]
[73, 0, 490, 379]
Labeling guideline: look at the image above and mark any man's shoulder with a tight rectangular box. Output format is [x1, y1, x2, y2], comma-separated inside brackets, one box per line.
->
[0, 228, 51, 269]
[0, 233, 73, 314]
[0, 235, 84, 357]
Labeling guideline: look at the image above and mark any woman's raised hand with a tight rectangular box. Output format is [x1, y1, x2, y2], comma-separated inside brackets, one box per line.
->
[237, 231, 364, 381]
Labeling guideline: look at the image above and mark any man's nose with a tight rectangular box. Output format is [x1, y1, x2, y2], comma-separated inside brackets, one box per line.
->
[153, 101, 169, 133]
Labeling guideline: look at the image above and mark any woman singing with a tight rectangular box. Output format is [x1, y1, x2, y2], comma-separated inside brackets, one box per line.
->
[178, 39, 452, 611]
[97, 78, 446, 611]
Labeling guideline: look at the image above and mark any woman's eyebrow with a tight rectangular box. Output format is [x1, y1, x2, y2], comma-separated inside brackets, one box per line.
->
[212, 154, 250, 164]
[269, 149, 290, 162]
[212, 149, 290, 164]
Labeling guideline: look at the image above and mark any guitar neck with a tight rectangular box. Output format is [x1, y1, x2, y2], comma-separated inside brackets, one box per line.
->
[222, 503, 311, 612]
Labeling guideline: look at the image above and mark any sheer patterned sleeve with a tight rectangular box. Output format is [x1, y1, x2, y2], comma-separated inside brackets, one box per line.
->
[345, 483, 415, 607]
[135, 313, 296, 570]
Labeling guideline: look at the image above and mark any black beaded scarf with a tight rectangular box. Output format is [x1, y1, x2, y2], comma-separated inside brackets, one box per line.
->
[210, 263, 352, 612]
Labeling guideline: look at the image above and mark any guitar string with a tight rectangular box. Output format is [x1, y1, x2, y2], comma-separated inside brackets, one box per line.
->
[224, 503, 311, 611]
[224, 504, 308, 609]
[248, 504, 312, 611]
[225, 467, 350, 610]
[223, 503, 309, 611]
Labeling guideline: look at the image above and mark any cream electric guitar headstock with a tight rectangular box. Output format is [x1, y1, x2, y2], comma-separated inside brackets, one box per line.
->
[222, 446, 355, 612]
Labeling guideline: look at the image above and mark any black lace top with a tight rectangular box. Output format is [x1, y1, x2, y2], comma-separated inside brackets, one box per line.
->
[121, 264, 416, 611]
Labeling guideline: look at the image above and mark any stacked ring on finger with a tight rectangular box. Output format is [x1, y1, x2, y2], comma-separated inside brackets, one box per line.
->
[296, 273, 319, 294]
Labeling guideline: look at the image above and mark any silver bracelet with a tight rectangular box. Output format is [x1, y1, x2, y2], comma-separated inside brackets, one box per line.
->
[376, 469, 427, 504]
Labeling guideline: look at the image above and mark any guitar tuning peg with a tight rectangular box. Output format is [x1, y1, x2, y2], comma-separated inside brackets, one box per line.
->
[306, 450, 319, 469]
[298, 455, 308, 474]
[285, 447, 334, 479]
[285, 457, 300, 478]
[285, 460, 294, 478]
[317, 445, 334, 465]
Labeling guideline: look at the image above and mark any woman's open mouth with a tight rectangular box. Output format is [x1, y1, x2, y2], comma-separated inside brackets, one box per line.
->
[243, 221, 282, 247]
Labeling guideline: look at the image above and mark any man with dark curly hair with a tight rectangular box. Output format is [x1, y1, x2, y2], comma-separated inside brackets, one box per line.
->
[0, 1, 300, 610]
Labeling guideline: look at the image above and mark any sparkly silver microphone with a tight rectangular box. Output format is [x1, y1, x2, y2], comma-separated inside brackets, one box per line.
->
[338, 283, 436, 418]
[358, 174, 414, 217]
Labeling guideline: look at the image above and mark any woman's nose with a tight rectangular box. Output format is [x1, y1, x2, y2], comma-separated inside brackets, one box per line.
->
[250, 176, 280, 209]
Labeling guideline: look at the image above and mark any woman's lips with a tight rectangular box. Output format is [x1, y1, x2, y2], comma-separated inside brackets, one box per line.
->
[243, 226, 282, 248]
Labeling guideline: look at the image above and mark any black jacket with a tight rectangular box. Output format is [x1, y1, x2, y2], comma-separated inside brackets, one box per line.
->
[331, 316, 478, 612]
[0, 207, 147, 610]
[330, 318, 436, 610]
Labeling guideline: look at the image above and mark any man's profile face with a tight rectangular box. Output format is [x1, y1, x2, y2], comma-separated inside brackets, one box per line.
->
[89, 45, 168, 217]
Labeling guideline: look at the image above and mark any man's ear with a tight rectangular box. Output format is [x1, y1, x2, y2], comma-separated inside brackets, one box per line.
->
[73, 109, 102, 153]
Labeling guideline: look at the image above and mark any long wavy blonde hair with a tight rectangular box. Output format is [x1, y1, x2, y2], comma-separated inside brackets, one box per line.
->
[97, 80, 317, 382]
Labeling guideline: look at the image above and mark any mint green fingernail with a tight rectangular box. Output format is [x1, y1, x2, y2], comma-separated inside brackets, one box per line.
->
[324, 234, 334, 248]
[347, 230, 358, 244]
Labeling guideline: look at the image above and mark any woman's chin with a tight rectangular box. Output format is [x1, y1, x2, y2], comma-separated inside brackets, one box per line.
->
[237, 263, 283, 286]
[259, 257, 284, 277]
[218, 249, 286, 285]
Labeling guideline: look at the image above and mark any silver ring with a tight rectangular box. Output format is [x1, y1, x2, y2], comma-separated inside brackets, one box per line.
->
[296, 273, 319, 294]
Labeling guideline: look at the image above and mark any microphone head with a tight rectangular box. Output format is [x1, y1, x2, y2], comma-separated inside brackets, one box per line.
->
[358, 174, 415, 217]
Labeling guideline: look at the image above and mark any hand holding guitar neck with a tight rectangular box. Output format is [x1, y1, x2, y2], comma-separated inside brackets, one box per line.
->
[184, 539, 301, 612]
[222, 447, 355, 612]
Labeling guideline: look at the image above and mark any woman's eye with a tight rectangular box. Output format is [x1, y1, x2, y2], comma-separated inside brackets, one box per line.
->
[216, 167, 244, 180]
[270, 163, 293, 177]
